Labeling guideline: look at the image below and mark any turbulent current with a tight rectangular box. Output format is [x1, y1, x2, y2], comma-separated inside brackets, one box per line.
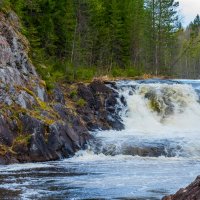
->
[1, 79, 200, 200]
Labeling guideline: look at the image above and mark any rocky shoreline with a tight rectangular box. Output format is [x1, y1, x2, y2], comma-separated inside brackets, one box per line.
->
[162, 176, 200, 200]
[0, 11, 124, 164]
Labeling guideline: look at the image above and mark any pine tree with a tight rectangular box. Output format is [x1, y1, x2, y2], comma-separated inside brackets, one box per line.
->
[145, 0, 179, 74]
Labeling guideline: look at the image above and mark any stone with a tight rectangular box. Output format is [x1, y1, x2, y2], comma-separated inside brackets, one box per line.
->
[90, 80, 110, 93]
[77, 81, 124, 131]
[0, 35, 12, 65]
[162, 176, 200, 200]
[53, 85, 65, 104]
[78, 83, 95, 108]
[129, 91, 133, 95]
[0, 116, 15, 146]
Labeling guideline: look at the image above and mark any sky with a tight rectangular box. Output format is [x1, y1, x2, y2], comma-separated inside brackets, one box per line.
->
[179, 0, 200, 27]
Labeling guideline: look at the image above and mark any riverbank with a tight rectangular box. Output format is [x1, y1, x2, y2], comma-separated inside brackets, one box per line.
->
[0, 78, 125, 164]
[0, 11, 126, 164]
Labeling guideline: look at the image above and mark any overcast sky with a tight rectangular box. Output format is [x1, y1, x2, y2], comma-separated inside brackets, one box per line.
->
[179, 0, 200, 26]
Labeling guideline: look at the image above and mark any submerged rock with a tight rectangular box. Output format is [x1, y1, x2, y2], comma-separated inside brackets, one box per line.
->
[162, 176, 200, 200]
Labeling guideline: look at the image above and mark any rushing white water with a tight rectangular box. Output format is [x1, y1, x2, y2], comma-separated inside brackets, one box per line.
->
[1, 79, 200, 200]
[88, 80, 200, 159]
[124, 84, 200, 131]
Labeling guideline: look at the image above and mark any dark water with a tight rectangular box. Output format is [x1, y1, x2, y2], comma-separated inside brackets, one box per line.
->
[0, 157, 200, 200]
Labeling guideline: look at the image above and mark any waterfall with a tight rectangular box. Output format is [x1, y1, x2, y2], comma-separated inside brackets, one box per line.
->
[81, 80, 200, 158]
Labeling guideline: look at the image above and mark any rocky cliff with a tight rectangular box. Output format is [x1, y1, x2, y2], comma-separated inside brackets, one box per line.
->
[0, 11, 124, 164]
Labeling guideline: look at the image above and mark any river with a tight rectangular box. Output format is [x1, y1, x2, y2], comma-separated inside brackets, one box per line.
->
[1, 79, 200, 200]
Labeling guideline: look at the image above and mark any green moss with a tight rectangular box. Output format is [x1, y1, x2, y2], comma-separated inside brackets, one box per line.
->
[22, 87, 35, 96]
[149, 99, 161, 113]
[37, 98, 49, 110]
[0, 1, 10, 12]
[1, 105, 26, 134]
[22, 87, 48, 110]
[0, 145, 8, 155]
[43, 118, 55, 125]
[70, 89, 78, 99]
[0, 145, 16, 155]
[21, 87, 58, 119]
[14, 134, 32, 146]
[76, 98, 86, 107]
[28, 109, 56, 125]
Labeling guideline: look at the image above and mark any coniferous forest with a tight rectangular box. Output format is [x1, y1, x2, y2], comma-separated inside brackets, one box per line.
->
[1, 0, 200, 84]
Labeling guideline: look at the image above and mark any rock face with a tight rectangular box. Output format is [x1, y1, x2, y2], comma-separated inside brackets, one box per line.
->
[0, 12, 37, 85]
[162, 176, 200, 200]
[77, 81, 124, 131]
[0, 11, 124, 164]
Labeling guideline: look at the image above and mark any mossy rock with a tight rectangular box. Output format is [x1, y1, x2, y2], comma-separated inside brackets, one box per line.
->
[149, 98, 161, 113]
[11, 134, 32, 154]
[13, 134, 32, 146]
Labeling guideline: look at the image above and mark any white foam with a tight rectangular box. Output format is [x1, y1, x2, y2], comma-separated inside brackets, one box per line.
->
[0, 163, 51, 172]
[88, 82, 200, 159]
[123, 83, 200, 132]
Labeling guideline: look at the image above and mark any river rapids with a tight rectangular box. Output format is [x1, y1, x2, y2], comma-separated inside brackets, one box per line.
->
[1, 79, 200, 200]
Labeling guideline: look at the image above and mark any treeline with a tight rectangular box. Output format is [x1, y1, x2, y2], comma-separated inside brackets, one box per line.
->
[174, 15, 200, 78]
[2, 0, 199, 82]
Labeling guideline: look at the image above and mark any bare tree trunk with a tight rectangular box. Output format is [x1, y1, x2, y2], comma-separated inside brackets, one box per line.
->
[152, 0, 156, 71]
[155, 44, 158, 75]
[71, 19, 78, 64]
[186, 56, 188, 78]
[157, 0, 162, 74]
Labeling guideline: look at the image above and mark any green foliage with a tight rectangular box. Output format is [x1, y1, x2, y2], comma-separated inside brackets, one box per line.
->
[7, 0, 181, 82]
[173, 14, 200, 78]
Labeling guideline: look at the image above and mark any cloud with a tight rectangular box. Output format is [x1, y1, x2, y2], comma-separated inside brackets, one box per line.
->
[179, 0, 200, 26]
